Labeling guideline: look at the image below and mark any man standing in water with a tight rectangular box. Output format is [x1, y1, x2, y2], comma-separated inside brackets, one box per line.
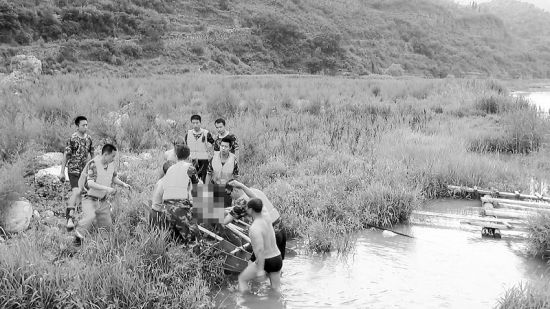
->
[238, 198, 282, 293]
[59, 116, 93, 231]
[224, 180, 287, 261]
[184, 114, 214, 183]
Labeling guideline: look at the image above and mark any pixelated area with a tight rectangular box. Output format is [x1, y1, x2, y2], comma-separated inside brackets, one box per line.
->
[192, 184, 226, 223]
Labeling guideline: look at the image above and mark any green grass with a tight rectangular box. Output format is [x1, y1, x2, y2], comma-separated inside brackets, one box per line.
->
[1, 74, 550, 307]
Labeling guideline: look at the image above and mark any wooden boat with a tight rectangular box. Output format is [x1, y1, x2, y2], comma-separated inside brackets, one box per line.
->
[198, 225, 252, 273]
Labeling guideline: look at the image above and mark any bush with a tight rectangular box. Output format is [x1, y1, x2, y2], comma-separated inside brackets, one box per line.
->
[38, 9, 62, 41]
[206, 88, 239, 118]
[385, 63, 405, 76]
[526, 213, 550, 257]
[246, 14, 305, 50]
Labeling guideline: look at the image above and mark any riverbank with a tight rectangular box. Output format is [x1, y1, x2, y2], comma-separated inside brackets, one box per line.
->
[1, 75, 549, 307]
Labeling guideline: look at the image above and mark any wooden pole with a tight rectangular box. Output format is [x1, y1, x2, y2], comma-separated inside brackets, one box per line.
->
[480, 196, 550, 209]
[198, 225, 224, 241]
[494, 202, 550, 213]
[412, 210, 526, 226]
[227, 223, 251, 243]
[482, 208, 538, 220]
[448, 185, 550, 202]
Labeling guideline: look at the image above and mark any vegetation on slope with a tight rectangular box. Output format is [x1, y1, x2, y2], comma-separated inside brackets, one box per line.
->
[1, 0, 550, 77]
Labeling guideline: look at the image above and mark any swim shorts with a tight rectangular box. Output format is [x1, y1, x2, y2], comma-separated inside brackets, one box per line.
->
[263, 255, 283, 273]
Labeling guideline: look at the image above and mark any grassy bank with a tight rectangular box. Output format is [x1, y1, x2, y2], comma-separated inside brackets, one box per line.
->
[1, 75, 549, 307]
[498, 281, 550, 309]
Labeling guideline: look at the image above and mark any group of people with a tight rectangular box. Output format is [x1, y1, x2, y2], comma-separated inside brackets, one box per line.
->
[58, 115, 285, 292]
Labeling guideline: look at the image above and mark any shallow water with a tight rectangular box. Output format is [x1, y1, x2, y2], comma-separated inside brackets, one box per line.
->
[214, 199, 547, 309]
[512, 90, 550, 115]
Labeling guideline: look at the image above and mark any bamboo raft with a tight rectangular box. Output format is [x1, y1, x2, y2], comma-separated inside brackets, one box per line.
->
[199, 222, 253, 273]
[438, 185, 550, 238]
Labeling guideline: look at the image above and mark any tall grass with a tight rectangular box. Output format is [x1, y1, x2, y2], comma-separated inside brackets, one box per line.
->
[1, 74, 549, 305]
[498, 281, 550, 309]
[0, 153, 222, 308]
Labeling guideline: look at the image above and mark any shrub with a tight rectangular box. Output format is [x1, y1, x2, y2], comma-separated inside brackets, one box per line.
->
[206, 88, 239, 118]
[38, 9, 62, 41]
[526, 213, 550, 258]
[385, 63, 405, 76]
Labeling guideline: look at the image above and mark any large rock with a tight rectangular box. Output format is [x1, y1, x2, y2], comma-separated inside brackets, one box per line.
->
[1, 55, 42, 86]
[107, 111, 130, 129]
[35, 152, 64, 169]
[35, 165, 68, 185]
[0, 199, 33, 233]
[10, 55, 42, 75]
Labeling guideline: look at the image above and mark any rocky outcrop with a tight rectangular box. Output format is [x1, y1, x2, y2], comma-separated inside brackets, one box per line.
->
[0, 55, 42, 86]
[0, 199, 33, 233]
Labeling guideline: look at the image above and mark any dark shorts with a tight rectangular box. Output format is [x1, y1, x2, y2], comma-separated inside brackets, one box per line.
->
[264, 255, 283, 273]
[250, 220, 287, 261]
[68, 173, 81, 189]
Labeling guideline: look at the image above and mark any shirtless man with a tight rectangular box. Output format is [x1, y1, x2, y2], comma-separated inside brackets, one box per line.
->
[238, 198, 282, 293]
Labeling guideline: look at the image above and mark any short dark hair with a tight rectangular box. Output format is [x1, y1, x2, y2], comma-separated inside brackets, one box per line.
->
[175, 144, 190, 160]
[221, 136, 232, 145]
[214, 118, 226, 126]
[173, 136, 185, 146]
[191, 115, 202, 122]
[75, 116, 87, 126]
[102, 143, 117, 154]
[225, 178, 237, 191]
[162, 160, 176, 175]
[247, 198, 263, 213]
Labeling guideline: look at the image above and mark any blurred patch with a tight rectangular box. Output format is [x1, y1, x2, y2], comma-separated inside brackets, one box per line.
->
[192, 184, 226, 223]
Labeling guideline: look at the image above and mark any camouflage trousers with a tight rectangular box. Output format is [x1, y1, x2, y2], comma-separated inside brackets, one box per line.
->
[164, 199, 201, 244]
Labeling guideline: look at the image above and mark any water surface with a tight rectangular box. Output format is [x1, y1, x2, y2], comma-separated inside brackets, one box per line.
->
[214, 199, 547, 308]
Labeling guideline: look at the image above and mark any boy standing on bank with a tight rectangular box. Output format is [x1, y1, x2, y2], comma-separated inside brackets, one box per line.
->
[184, 115, 215, 183]
[59, 116, 93, 231]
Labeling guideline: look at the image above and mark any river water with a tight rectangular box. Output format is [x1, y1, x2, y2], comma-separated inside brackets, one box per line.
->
[214, 199, 547, 309]
[512, 89, 550, 115]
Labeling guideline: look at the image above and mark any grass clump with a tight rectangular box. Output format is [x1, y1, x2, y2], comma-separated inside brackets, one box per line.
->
[498, 281, 550, 309]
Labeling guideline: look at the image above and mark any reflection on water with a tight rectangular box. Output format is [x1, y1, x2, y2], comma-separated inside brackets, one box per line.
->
[215, 200, 548, 309]
[512, 91, 550, 115]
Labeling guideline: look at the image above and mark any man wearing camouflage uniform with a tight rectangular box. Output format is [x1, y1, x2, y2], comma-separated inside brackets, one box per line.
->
[59, 116, 93, 231]
[151, 143, 200, 243]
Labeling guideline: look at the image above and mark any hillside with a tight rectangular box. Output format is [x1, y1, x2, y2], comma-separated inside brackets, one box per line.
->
[1, 0, 549, 78]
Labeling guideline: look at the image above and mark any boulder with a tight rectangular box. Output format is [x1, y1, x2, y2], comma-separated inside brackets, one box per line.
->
[0, 199, 33, 233]
[35, 165, 68, 185]
[1, 55, 42, 86]
[10, 55, 42, 75]
[35, 152, 64, 169]
[107, 111, 130, 129]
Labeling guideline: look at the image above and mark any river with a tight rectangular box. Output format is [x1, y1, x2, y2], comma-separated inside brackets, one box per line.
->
[512, 89, 550, 115]
[214, 199, 547, 309]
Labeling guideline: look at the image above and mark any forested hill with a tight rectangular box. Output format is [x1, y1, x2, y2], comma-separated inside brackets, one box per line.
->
[1, 0, 549, 78]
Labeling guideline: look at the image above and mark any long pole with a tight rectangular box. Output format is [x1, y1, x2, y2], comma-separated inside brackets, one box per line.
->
[448, 185, 550, 202]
